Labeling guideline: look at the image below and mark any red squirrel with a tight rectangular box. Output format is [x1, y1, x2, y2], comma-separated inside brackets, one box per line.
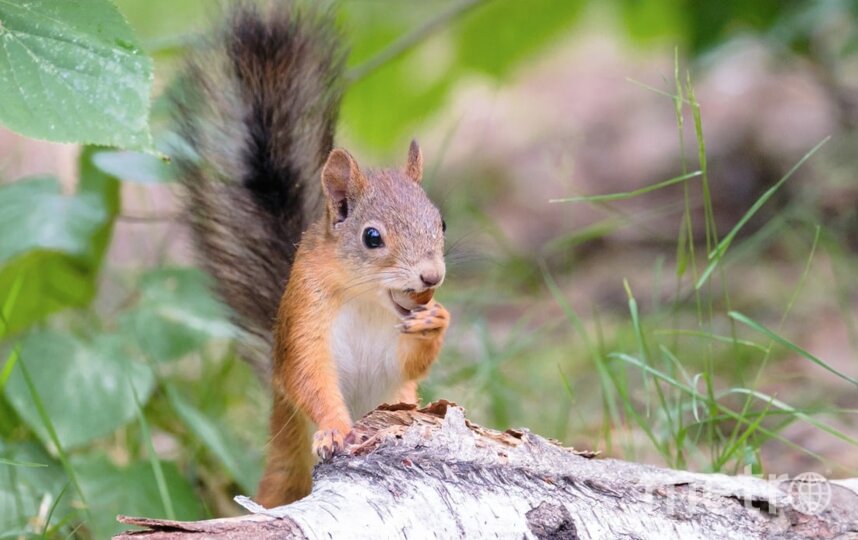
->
[172, 3, 449, 507]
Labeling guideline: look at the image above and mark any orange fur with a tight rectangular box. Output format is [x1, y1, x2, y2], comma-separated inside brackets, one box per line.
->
[256, 393, 313, 506]
[395, 380, 420, 405]
[257, 144, 447, 508]
[273, 235, 352, 436]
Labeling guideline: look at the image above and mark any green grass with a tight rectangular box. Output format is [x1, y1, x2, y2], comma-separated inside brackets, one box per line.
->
[458, 54, 858, 479]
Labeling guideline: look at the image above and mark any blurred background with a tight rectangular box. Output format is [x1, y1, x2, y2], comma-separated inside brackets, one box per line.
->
[1, 0, 857, 537]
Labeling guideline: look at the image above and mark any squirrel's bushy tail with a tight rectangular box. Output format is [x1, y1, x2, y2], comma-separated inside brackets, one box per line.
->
[172, 3, 344, 377]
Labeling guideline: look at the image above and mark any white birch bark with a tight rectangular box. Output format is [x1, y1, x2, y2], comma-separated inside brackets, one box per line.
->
[116, 401, 858, 539]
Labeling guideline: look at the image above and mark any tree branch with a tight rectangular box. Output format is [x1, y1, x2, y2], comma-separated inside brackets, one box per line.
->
[116, 401, 858, 539]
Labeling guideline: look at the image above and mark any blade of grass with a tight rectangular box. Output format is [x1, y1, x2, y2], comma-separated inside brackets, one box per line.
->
[0, 276, 24, 391]
[723, 388, 858, 448]
[63, 520, 85, 539]
[15, 358, 90, 526]
[41, 481, 70, 538]
[131, 381, 175, 520]
[654, 329, 768, 352]
[713, 395, 774, 471]
[0, 274, 24, 338]
[723, 224, 821, 462]
[611, 352, 854, 472]
[696, 137, 830, 289]
[550, 171, 701, 203]
[0, 457, 47, 468]
[686, 72, 717, 252]
[729, 310, 858, 387]
[625, 76, 691, 104]
[0, 345, 20, 390]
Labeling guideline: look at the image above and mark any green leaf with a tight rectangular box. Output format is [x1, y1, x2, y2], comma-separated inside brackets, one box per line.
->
[341, 2, 450, 151]
[0, 251, 96, 335]
[74, 455, 204, 539]
[618, 0, 685, 45]
[4, 330, 156, 449]
[167, 387, 261, 493]
[0, 440, 70, 536]
[78, 146, 121, 263]
[454, 0, 585, 77]
[0, 0, 153, 149]
[0, 151, 119, 334]
[122, 268, 235, 362]
[92, 150, 176, 184]
[0, 176, 106, 265]
[340, 0, 584, 151]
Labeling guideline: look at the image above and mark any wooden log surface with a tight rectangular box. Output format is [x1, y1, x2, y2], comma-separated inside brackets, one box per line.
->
[116, 401, 858, 539]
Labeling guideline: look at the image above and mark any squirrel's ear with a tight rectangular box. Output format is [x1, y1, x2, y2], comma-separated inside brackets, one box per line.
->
[405, 139, 423, 184]
[322, 148, 366, 223]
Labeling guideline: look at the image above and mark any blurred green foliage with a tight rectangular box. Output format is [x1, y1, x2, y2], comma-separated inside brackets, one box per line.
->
[0, 0, 153, 150]
[0, 0, 856, 538]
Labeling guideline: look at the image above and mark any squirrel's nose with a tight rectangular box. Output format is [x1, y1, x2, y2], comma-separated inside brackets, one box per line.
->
[420, 272, 441, 288]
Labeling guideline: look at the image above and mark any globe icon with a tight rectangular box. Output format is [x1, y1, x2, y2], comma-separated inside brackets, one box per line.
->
[788, 472, 831, 516]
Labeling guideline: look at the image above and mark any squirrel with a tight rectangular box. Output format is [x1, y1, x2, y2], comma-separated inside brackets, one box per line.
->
[171, 3, 449, 507]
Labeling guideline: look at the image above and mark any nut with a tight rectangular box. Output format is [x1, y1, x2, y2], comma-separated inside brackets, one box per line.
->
[409, 289, 434, 305]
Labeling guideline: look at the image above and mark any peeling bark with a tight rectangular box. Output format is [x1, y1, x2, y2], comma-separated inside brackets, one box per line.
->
[116, 401, 858, 539]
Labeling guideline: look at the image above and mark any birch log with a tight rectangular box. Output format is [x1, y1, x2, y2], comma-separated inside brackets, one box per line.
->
[116, 401, 858, 539]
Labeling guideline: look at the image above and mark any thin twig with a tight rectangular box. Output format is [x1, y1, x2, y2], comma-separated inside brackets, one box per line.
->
[346, 0, 490, 84]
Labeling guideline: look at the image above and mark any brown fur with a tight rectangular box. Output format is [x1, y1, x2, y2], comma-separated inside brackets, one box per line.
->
[172, 2, 343, 378]
[173, 3, 449, 508]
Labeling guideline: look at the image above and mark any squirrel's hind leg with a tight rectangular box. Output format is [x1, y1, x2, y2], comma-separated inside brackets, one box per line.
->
[395, 380, 420, 405]
[256, 394, 314, 507]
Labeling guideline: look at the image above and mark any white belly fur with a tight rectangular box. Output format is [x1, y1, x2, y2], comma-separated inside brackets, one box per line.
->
[331, 296, 403, 419]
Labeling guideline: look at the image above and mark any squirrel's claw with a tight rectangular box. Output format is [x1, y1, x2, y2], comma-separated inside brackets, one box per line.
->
[312, 428, 347, 461]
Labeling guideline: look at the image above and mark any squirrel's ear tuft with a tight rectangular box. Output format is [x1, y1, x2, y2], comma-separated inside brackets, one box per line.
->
[405, 139, 423, 184]
[322, 148, 366, 223]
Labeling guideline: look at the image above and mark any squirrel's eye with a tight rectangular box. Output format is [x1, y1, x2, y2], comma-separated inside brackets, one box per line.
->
[362, 227, 384, 249]
[441, 219, 447, 233]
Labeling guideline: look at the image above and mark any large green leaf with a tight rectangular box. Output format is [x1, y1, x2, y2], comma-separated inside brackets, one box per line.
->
[617, 0, 807, 53]
[340, 2, 439, 151]
[618, 0, 686, 45]
[0, 0, 153, 149]
[4, 330, 155, 450]
[0, 174, 113, 333]
[0, 150, 120, 334]
[0, 440, 70, 537]
[0, 251, 96, 335]
[340, 0, 584, 152]
[74, 455, 204, 538]
[0, 176, 106, 265]
[454, 0, 586, 76]
[121, 268, 235, 362]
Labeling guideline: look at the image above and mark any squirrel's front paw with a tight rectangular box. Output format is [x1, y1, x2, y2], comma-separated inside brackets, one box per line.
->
[312, 428, 347, 461]
[398, 300, 449, 338]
